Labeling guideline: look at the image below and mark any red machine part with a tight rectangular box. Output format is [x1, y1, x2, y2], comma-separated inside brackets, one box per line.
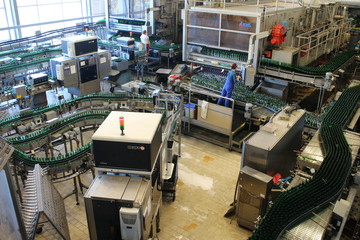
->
[270, 24, 286, 45]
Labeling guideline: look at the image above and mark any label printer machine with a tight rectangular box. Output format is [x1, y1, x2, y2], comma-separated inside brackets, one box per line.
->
[85, 111, 163, 240]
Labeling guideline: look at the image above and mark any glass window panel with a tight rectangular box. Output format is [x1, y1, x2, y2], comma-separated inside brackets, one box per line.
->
[62, 2, 82, 19]
[62, 0, 81, 2]
[110, 0, 128, 17]
[0, 30, 10, 41]
[38, 4, 63, 22]
[37, 0, 62, 4]
[21, 26, 41, 37]
[91, 0, 105, 16]
[18, 6, 40, 25]
[0, 0, 3, 8]
[189, 12, 220, 28]
[188, 27, 219, 46]
[41, 22, 65, 32]
[64, 20, 84, 27]
[129, 0, 145, 19]
[9, 29, 16, 40]
[0, 9, 7, 27]
[221, 15, 257, 33]
[93, 17, 105, 22]
[16, 0, 37, 6]
[220, 32, 250, 51]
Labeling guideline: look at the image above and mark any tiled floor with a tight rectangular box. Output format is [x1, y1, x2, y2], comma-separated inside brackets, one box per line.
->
[33, 135, 252, 240]
[3, 81, 252, 239]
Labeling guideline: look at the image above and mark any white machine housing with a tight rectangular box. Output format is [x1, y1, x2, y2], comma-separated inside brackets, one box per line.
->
[61, 35, 98, 57]
[92, 111, 162, 172]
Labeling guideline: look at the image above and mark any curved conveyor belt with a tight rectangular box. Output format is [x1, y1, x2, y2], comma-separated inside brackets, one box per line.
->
[0, 93, 152, 131]
[1, 94, 153, 170]
[8, 110, 110, 147]
[249, 84, 360, 240]
[260, 50, 357, 75]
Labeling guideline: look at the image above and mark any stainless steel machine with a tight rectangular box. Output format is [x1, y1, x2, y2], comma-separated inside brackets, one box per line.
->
[84, 175, 152, 240]
[236, 166, 273, 230]
[234, 107, 305, 230]
[50, 36, 111, 96]
[242, 107, 306, 177]
[182, 0, 350, 87]
[50, 56, 79, 88]
[106, 0, 183, 41]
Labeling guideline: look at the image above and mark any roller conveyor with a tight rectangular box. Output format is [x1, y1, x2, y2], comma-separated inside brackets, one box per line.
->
[249, 84, 360, 240]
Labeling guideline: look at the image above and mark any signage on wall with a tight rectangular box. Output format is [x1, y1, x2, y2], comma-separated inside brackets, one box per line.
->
[239, 22, 252, 28]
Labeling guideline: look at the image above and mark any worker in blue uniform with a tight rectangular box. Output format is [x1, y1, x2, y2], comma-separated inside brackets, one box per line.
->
[217, 63, 240, 107]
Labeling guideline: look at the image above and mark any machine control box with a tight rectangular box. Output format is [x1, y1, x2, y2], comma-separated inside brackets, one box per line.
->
[61, 35, 98, 57]
[236, 166, 273, 230]
[50, 56, 78, 88]
[12, 84, 26, 99]
[84, 175, 150, 240]
[117, 37, 135, 48]
[92, 111, 162, 171]
[242, 108, 305, 176]
[29, 73, 48, 86]
[96, 50, 111, 80]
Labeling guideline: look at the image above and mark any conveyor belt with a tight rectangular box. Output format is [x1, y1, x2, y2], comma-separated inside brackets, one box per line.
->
[0, 48, 61, 73]
[0, 93, 152, 130]
[249, 84, 360, 240]
[260, 50, 358, 75]
[13, 142, 92, 171]
[0, 94, 153, 170]
[191, 73, 329, 127]
[8, 110, 110, 146]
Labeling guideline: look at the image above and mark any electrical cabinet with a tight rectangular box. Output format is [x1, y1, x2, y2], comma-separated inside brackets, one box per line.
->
[242, 108, 305, 177]
[97, 50, 111, 80]
[236, 166, 273, 230]
[50, 56, 78, 88]
[84, 175, 151, 240]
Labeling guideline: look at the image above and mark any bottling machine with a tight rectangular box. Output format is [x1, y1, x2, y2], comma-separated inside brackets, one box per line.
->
[50, 35, 111, 96]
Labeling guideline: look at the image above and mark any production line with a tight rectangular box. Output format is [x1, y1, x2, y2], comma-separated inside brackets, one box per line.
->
[0, 0, 360, 239]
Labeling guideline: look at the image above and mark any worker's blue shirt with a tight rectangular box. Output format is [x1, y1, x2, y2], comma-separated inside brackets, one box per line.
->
[225, 70, 236, 90]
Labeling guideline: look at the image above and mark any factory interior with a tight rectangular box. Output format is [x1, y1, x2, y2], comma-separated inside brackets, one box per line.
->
[1, 0, 360, 240]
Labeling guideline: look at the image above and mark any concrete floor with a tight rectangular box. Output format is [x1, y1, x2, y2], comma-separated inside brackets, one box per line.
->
[34, 135, 252, 240]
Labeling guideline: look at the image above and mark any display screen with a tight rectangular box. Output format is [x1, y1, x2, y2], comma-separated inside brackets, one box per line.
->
[0, 170, 23, 240]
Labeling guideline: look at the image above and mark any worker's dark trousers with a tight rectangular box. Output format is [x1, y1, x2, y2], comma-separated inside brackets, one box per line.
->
[217, 87, 233, 107]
